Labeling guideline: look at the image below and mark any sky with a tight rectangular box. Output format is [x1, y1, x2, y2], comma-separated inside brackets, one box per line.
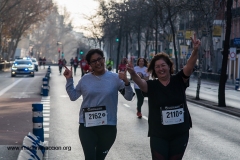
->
[53, 0, 99, 32]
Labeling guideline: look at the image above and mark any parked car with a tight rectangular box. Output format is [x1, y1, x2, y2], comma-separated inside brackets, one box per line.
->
[31, 58, 38, 71]
[11, 59, 34, 77]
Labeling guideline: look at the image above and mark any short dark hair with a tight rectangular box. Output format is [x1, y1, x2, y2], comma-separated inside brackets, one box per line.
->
[85, 49, 104, 64]
[147, 52, 174, 79]
[136, 58, 148, 67]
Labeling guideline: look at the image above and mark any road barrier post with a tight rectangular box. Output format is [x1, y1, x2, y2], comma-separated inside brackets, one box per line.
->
[42, 77, 49, 96]
[235, 78, 239, 90]
[32, 103, 44, 142]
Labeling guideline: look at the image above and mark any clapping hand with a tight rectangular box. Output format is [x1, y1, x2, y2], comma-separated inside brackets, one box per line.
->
[63, 65, 72, 79]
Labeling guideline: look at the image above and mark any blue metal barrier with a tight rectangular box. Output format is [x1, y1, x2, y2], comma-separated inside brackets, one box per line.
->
[235, 78, 239, 90]
[42, 77, 49, 96]
[32, 103, 44, 142]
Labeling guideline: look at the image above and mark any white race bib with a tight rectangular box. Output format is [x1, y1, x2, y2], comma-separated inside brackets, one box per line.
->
[161, 104, 184, 125]
[83, 106, 107, 127]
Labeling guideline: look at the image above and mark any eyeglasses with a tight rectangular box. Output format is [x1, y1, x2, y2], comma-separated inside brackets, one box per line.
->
[90, 57, 104, 65]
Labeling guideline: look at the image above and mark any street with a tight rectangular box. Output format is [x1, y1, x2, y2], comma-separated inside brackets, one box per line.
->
[0, 66, 240, 160]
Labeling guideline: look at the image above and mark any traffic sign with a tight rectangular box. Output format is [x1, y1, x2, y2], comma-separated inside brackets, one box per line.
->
[230, 47, 236, 61]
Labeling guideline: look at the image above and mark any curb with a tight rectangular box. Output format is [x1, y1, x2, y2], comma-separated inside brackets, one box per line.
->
[186, 95, 240, 118]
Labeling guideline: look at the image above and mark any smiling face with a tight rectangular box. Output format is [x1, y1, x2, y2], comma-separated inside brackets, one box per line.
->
[89, 53, 105, 75]
[154, 59, 170, 79]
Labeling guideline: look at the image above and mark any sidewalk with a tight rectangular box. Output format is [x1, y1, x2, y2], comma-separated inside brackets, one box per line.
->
[187, 76, 240, 117]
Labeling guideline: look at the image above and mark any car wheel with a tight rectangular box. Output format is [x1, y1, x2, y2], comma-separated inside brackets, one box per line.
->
[11, 74, 15, 77]
[31, 75, 35, 77]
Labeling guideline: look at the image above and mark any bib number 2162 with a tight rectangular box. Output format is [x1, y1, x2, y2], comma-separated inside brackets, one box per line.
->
[83, 106, 107, 127]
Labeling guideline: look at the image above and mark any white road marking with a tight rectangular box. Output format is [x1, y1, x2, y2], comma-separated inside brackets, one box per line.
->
[43, 122, 49, 126]
[44, 128, 49, 131]
[43, 107, 50, 110]
[0, 79, 22, 96]
[43, 114, 50, 117]
[42, 96, 50, 100]
[142, 116, 148, 120]
[124, 104, 130, 108]
[43, 110, 50, 113]
[44, 118, 50, 121]
[44, 134, 49, 138]
[41, 101, 50, 104]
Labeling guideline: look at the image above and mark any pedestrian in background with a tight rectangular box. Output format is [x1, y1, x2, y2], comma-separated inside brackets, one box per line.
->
[127, 33, 201, 160]
[42, 57, 46, 69]
[79, 56, 87, 77]
[70, 57, 74, 67]
[133, 58, 149, 118]
[63, 48, 134, 160]
[106, 57, 113, 71]
[58, 58, 63, 75]
[118, 57, 127, 72]
[73, 57, 79, 76]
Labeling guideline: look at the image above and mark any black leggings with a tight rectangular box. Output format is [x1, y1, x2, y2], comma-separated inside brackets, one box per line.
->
[79, 124, 117, 160]
[150, 131, 189, 160]
[135, 89, 144, 112]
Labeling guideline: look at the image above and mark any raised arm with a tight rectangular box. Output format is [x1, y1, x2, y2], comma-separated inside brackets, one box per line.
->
[183, 32, 201, 77]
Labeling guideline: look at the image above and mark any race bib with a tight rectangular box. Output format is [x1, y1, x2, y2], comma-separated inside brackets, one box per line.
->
[83, 106, 107, 127]
[161, 104, 184, 125]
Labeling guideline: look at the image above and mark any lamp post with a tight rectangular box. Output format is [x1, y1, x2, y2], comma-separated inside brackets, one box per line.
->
[57, 41, 63, 59]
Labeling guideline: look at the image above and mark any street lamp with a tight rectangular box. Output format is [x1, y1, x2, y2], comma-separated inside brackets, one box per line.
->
[57, 41, 63, 59]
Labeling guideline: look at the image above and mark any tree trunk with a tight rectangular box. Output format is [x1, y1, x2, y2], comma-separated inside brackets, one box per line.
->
[218, 0, 232, 107]
[196, 48, 204, 100]
[125, 33, 128, 58]
[169, 18, 178, 73]
[116, 23, 123, 73]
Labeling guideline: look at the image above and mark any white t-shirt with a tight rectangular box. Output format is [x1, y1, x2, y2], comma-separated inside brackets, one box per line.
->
[134, 66, 149, 89]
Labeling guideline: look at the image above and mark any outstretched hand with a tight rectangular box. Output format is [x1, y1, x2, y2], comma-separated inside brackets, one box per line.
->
[190, 32, 201, 50]
[63, 65, 72, 79]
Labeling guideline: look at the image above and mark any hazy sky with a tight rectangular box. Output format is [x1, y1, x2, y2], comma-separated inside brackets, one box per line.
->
[53, 0, 99, 31]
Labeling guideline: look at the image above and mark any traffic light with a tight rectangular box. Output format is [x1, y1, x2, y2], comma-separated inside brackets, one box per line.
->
[116, 38, 119, 42]
[80, 50, 83, 54]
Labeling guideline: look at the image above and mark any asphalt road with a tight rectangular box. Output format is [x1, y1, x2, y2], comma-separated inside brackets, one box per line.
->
[0, 66, 240, 160]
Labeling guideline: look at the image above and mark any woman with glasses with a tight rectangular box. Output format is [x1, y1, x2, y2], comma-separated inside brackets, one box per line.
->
[127, 33, 201, 160]
[63, 49, 134, 160]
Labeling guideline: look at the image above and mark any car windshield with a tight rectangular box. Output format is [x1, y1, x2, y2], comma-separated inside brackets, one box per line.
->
[15, 61, 32, 65]
[31, 59, 36, 62]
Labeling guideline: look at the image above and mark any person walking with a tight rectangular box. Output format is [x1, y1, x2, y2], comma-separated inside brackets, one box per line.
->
[79, 56, 88, 77]
[118, 57, 127, 72]
[63, 49, 134, 160]
[106, 57, 113, 71]
[42, 57, 46, 69]
[134, 58, 149, 118]
[70, 57, 74, 67]
[58, 58, 63, 75]
[127, 33, 201, 160]
[73, 57, 79, 76]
